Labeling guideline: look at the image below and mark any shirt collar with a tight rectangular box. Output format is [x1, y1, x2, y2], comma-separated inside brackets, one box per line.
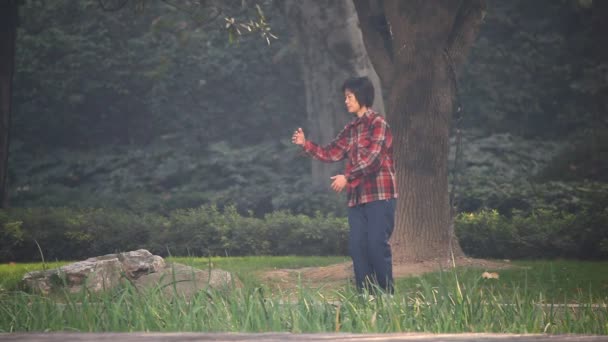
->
[353, 108, 374, 125]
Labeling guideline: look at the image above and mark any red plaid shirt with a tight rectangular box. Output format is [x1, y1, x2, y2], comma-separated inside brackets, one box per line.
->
[303, 109, 398, 207]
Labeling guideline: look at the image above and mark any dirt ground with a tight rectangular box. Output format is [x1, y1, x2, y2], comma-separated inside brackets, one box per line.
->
[258, 257, 516, 290]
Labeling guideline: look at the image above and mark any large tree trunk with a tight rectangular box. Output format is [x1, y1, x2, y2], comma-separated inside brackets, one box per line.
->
[285, 0, 385, 190]
[354, 0, 486, 263]
[0, 0, 19, 208]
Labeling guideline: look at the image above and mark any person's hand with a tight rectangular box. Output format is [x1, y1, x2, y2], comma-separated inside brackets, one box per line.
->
[291, 128, 306, 146]
[330, 174, 347, 192]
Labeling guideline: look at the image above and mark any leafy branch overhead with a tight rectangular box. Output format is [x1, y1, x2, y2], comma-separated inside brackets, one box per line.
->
[225, 5, 278, 44]
[97, 0, 278, 44]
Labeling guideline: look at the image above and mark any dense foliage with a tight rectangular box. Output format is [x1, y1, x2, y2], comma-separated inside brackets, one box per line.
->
[13, 0, 300, 149]
[462, 1, 606, 138]
[0, 205, 349, 261]
[1, 204, 607, 262]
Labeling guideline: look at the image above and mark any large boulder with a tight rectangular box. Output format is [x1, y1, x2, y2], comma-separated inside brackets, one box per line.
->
[134, 262, 242, 299]
[21, 249, 241, 297]
[22, 257, 126, 294]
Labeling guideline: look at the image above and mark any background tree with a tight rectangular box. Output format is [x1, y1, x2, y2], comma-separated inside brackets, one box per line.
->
[353, 0, 486, 262]
[0, 0, 19, 208]
[284, 0, 385, 190]
[590, 0, 608, 142]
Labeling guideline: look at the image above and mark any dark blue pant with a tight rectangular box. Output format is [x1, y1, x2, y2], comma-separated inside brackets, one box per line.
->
[347, 198, 396, 293]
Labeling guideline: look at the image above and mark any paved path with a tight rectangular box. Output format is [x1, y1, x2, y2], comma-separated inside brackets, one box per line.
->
[1, 333, 607, 341]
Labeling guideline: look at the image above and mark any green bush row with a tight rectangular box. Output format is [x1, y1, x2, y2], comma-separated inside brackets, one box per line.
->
[1, 205, 607, 262]
[0, 205, 349, 262]
[456, 208, 608, 259]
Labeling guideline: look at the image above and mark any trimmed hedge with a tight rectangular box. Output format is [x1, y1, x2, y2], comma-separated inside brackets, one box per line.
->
[456, 208, 608, 259]
[1, 205, 607, 262]
[0, 205, 348, 262]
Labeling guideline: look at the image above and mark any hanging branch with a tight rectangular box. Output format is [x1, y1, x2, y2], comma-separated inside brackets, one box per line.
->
[102, 0, 278, 44]
[444, 46, 465, 265]
[224, 4, 277, 45]
[443, 0, 486, 263]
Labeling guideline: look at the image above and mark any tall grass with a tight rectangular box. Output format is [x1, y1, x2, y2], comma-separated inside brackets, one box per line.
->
[1, 264, 606, 334]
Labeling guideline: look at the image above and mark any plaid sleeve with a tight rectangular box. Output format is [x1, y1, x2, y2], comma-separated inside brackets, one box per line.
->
[302, 125, 349, 162]
[346, 116, 386, 182]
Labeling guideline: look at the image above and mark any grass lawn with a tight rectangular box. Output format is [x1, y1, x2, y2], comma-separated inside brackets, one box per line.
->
[396, 260, 608, 304]
[169, 255, 349, 286]
[0, 261, 70, 292]
[0, 257, 606, 334]
[2, 257, 607, 301]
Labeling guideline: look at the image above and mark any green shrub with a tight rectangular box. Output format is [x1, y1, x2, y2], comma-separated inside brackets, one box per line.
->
[0, 207, 161, 262]
[83, 209, 162, 256]
[456, 207, 608, 259]
[510, 209, 577, 258]
[0, 205, 349, 262]
[455, 209, 517, 258]
[3, 201, 607, 262]
[264, 211, 348, 256]
[0, 208, 90, 261]
[0, 215, 25, 261]
[161, 205, 270, 257]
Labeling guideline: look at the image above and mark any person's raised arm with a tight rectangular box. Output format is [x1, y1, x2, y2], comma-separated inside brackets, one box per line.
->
[293, 125, 349, 163]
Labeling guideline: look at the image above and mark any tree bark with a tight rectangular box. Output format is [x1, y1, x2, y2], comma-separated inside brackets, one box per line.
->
[0, 0, 19, 208]
[354, 0, 486, 262]
[284, 0, 385, 190]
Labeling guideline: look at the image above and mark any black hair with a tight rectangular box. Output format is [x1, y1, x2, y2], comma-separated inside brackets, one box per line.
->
[341, 76, 374, 107]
